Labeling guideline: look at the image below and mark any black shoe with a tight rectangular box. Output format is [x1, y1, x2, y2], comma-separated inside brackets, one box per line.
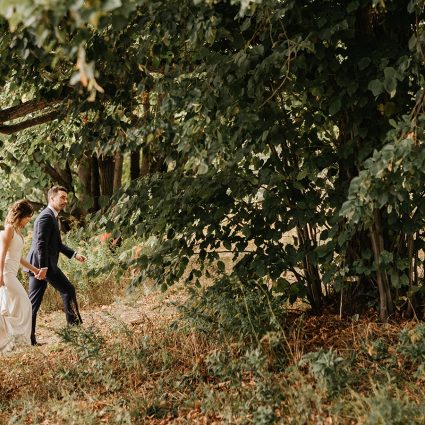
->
[31, 336, 45, 346]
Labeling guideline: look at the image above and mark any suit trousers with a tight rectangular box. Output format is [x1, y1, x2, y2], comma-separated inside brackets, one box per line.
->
[28, 268, 82, 343]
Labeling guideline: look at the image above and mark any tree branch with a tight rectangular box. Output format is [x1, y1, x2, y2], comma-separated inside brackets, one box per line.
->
[0, 110, 63, 135]
[0, 98, 62, 123]
[41, 160, 74, 191]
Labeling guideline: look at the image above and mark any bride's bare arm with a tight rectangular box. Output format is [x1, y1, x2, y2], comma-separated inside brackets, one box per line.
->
[20, 257, 39, 275]
[0, 226, 14, 286]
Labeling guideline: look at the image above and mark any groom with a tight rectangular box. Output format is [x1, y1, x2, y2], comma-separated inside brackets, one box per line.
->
[27, 185, 86, 345]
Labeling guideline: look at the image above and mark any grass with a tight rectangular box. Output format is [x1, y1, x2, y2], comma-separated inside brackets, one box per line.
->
[1, 296, 425, 424]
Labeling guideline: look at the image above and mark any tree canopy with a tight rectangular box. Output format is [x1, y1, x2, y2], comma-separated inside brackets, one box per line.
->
[1, 0, 425, 321]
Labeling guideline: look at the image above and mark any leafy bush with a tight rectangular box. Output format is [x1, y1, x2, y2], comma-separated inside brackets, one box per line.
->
[358, 386, 424, 425]
[202, 346, 283, 423]
[299, 349, 346, 396]
[178, 275, 286, 344]
[398, 323, 425, 378]
[367, 338, 390, 361]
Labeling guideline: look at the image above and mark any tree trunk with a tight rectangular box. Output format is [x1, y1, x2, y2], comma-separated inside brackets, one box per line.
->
[370, 208, 393, 322]
[43, 160, 73, 192]
[78, 155, 92, 199]
[0, 98, 64, 135]
[297, 224, 323, 315]
[130, 150, 141, 180]
[140, 148, 150, 177]
[150, 155, 166, 173]
[74, 154, 92, 217]
[91, 156, 100, 212]
[339, 229, 372, 316]
[98, 155, 114, 197]
[113, 151, 123, 192]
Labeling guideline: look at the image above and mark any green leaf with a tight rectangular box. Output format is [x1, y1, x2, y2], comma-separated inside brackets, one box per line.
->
[408, 34, 417, 51]
[275, 277, 290, 293]
[358, 57, 371, 71]
[383, 67, 397, 98]
[368, 79, 383, 97]
[296, 168, 308, 180]
[315, 244, 330, 258]
[98, 195, 110, 208]
[223, 240, 232, 250]
[197, 162, 209, 175]
[103, 0, 122, 12]
[346, 1, 359, 13]
[217, 261, 225, 272]
[379, 250, 393, 266]
[329, 98, 342, 115]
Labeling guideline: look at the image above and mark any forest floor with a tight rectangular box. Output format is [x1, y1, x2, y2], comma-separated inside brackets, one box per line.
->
[1, 282, 425, 424]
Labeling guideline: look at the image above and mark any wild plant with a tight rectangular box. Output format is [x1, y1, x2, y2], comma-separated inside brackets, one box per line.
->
[398, 323, 425, 378]
[350, 384, 425, 425]
[299, 349, 346, 396]
[367, 338, 390, 361]
[201, 346, 284, 423]
[179, 275, 286, 345]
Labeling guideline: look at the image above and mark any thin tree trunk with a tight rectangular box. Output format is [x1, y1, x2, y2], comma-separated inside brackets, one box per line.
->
[370, 208, 393, 322]
[141, 148, 150, 177]
[43, 160, 73, 192]
[113, 151, 123, 192]
[297, 224, 323, 315]
[98, 155, 114, 197]
[91, 156, 100, 212]
[405, 232, 421, 320]
[130, 150, 140, 180]
[77, 154, 92, 215]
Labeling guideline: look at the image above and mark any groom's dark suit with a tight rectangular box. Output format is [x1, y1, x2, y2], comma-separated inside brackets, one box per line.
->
[27, 207, 82, 344]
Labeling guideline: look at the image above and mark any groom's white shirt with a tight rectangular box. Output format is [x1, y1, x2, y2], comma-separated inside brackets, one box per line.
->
[48, 205, 59, 218]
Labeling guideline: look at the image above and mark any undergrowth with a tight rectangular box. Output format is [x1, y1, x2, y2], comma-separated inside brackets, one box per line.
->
[3, 246, 425, 423]
[1, 304, 425, 424]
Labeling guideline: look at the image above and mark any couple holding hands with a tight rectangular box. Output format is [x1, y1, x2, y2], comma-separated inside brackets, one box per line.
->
[0, 186, 86, 353]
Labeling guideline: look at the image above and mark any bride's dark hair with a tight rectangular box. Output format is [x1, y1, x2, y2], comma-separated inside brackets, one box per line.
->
[5, 200, 34, 227]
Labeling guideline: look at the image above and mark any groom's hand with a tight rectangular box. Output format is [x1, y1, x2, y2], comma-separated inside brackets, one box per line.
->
[75, 253, 87, 263]
[37, 268, 47, 280]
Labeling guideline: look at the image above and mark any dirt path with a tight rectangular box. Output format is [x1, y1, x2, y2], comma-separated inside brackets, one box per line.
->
[34, 286, 184, 346]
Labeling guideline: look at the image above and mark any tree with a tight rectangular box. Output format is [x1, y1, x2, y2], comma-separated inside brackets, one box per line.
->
[2, 0, 425, 322]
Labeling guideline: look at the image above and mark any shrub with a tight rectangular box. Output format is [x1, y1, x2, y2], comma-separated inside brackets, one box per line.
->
[178, 275, 286, 344]
[398, 323, 425, 378]
[354, 386, 425, 425]
[299, 349, 346, 396]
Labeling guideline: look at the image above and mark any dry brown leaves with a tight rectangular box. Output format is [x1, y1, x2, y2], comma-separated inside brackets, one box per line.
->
[286, 309, 417, 356]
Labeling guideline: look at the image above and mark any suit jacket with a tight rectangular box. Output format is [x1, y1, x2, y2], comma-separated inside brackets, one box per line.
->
[26, 207, 75, 274]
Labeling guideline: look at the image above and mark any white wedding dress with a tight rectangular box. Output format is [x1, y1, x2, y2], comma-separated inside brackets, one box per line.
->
[0, 230, 32, 353]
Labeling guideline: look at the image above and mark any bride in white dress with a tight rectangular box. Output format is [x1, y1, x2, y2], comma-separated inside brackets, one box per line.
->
[0, 200, 41, 353]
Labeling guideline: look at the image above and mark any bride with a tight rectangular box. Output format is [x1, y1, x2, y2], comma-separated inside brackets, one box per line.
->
[0, 200, 41, 353]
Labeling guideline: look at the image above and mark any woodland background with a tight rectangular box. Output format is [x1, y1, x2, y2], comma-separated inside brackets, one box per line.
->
[1, 0, 425, 423]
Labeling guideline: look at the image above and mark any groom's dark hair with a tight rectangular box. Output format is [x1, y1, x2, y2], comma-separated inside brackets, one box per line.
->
[48, 185, 68, 200]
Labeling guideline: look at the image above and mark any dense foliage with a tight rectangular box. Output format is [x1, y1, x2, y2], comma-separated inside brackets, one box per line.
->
[1, 0, 425, 321]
